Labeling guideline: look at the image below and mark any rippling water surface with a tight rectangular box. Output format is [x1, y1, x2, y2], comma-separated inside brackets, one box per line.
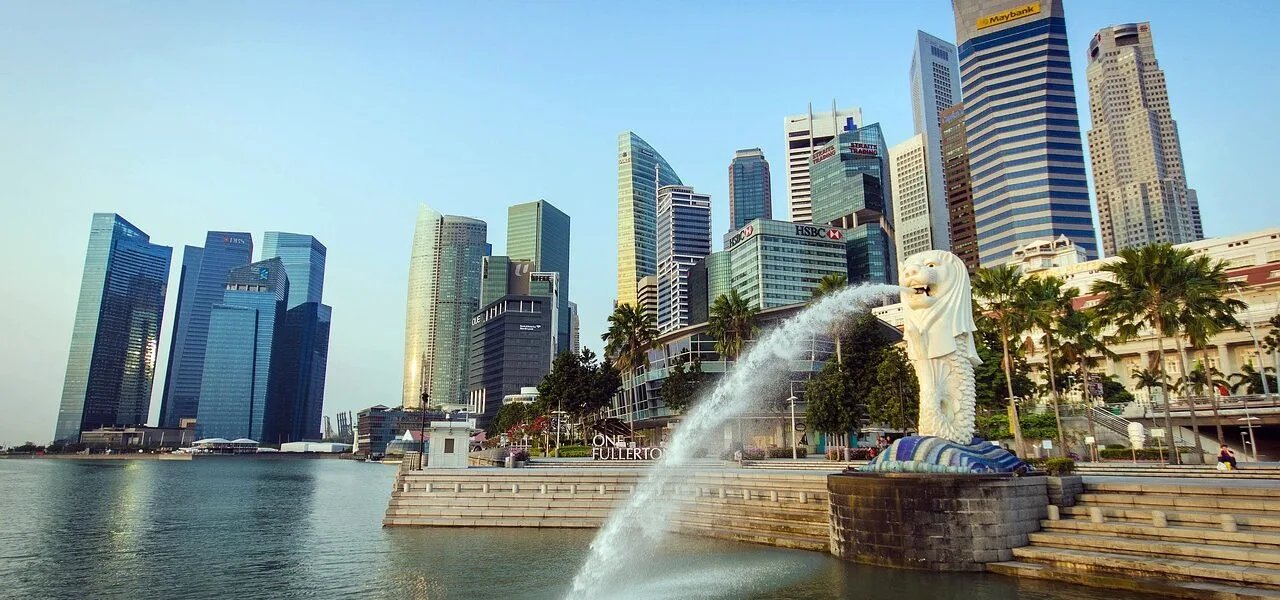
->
[0, 458, 1158, 600]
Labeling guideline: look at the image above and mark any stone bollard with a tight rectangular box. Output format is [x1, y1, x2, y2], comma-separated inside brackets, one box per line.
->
[770, 490, 779, 503]
[598, 484, 606, 495]
[1222, 514, 1238, 532]
[569, 484, 577, 495]
[402, 482, 410, 493]
[539, 484, 547, 495]
[743, 489, 751, 501]
[1047, 505, 1060, 521]
[1090, 507, 1104, 524]
[1152, 510, 1167, 528]
[799, 492, 808, 504]
[482, 483, 489, 493]
[718, 487, 726, 499]
[453, 483, 461, 493]
[424, 482, 432, 493]
[512, 484, 520, 494]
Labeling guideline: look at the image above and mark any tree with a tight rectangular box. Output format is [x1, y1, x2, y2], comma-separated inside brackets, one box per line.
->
[972, 264, 1033, 456]
[805, 362, 866, 453]
[1131, 366, 1167, 401]
[1023, 275, 1074, 456]
[601, 305, 659, 435]
[973, 329, 1036, 413]
[1101, 377, 1135, 405]
[488, 402, 530, 437]
[1091, 243, 1204, 464]
[536, 348, 622, 432]
[658, 356, 708, 414]
[810, 273, 849, 363]
[1229, 364, 1278, 395]
[1054, 305, 1117, 451]
[866, 346, 919, 433]
[708, 289, 759, 361]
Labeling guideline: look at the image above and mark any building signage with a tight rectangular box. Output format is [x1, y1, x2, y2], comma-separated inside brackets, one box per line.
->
[976, 2, 1040, 30]
[726, 223, 755, 250]
[518, 324, 541, 331]
[847, 142, 878, 156]
[811, 145, 837, 165]
[257, 267, 270, 280]
[591, 434, 664, 460]
[222, 236, 249, 245]
[794, 225, 844, 241]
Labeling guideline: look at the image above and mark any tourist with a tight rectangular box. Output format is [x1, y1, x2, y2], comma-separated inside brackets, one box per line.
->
[1218, 445, 1238, 471]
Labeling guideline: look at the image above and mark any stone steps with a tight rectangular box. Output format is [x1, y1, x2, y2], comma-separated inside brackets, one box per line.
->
[1045, 517, 1280, 549]
[988, 560, 1280, 600]
[1011, 545, 1280, 590]
[1061, 506, 1280, 534]
[670, 518, 828, 552]
[1028, 531, 1280, 570]
[1084, 481, 1280, 499]
[1077, 493, 1280, 515]
[674, 508, 828, 539]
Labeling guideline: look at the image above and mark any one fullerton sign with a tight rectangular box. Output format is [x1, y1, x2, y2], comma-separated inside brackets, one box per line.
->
[976, 2, 1040, 30]
[591, 434, 664, 460]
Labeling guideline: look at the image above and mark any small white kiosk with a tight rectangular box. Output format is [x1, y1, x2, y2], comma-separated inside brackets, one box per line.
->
[426, 420, 474, 469]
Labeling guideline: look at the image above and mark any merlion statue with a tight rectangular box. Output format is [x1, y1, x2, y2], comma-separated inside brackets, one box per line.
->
[900, 250, 980, 444]
[860, 250, 1028, 474]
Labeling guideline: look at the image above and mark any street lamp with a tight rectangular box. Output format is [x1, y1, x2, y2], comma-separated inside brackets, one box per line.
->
[788, 395, 799, 459]
[1232, 285, 1265, 461]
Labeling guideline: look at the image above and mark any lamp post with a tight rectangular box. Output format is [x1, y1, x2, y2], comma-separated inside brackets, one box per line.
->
[788, 395, 799, 459]
[418, 387, 430, 468]
[1232, 285, 1264, 461]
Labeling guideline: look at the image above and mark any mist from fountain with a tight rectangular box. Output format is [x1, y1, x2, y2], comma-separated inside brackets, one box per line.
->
[568, 283, 900, 598]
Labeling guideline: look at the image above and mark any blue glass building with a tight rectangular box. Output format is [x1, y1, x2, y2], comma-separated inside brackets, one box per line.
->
[507, 200, 571, 355]
[617, 131, 683, 307]
[158, 232, 253, 428]
[952, 0, 1098, 264]
[656, 185, 712, 333]
[196, 259, 289, 441]
[728, 149, 772, 231]
[55, 214, 173, 443]
[808, 123, 897, 284]
[262, 232, 326, 308]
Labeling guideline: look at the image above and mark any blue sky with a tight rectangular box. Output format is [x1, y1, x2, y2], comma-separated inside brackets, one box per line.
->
[1, 1, 1276, 445]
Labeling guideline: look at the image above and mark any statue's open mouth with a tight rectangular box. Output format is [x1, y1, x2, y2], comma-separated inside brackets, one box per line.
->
[912, 285, 930, 296]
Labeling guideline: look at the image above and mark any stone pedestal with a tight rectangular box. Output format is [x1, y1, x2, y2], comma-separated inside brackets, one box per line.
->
[827, 472, 1047, 571]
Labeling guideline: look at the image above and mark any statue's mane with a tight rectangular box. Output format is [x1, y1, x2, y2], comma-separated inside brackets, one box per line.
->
[902, 251, 980, 363]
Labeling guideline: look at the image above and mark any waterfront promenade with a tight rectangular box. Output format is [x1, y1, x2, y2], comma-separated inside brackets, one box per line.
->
[387, 460, 1280, 599]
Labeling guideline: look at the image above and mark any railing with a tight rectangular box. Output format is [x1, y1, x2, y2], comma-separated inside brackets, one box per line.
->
[1152, 394, 1280, 414]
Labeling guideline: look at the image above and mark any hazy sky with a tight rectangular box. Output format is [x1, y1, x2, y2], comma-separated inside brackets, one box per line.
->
[2, 1, 1276, 446]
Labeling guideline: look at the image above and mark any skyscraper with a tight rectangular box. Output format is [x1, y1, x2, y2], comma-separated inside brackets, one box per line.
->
[55, 214, 172, 443]
[159, 231, 253, 428]
[403, 205, 487, 410]
[617, 131, 682, 307]
[783, 102, 862, 223]
[568, 301, 580, 354]
[261, 232, 326, 308]
[889, 134, 934, 258]
[655, 185, 712, 334]
[1087, 22, 1202, 255]
[941, 103, 980, 272]
[196, 259, 288, 441]
[261, 232, 332, 442]
[952, 0, 1098, 264]
[809, 123, 897, 284]
[909, 30, 962, 253]
[728, 149, 772, 231]
[507, 200, 571, 354]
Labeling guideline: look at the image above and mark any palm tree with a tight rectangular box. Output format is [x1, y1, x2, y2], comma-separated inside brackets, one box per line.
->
[1229, 364, 1278, 395]
[1131, 366, 1167, 400]
[708, 289, 759, 362]
[1091, 243, 1202, 464]
[1055, 305, 1117, 456]
[1023, 276, 1074, 457]
[972, 265, 1032, 456]
[601, 303, 659, 437]
[810, 273, 848, 364]
[1171, 254, 1244, 453]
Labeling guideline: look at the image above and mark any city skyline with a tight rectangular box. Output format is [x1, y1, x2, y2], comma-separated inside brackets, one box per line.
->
[4, 0, 1279, 444]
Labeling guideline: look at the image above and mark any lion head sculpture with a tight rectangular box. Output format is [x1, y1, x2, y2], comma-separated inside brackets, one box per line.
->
[898, 250, 980, 364]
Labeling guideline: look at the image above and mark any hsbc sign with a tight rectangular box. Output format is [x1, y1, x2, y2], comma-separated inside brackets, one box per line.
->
[726, 223, 755, 249]
[794, 225, 844, 241]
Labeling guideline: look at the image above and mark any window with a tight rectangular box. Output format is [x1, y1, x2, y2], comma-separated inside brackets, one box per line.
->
[444, 439, 455, 454]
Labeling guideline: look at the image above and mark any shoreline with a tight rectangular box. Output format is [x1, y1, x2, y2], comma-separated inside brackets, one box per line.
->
[1, 452, 360, 461]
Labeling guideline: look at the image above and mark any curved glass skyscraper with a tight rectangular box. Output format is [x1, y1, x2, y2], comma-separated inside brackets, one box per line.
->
[617, 131, 682, 308]
[55, 214, 172, 443]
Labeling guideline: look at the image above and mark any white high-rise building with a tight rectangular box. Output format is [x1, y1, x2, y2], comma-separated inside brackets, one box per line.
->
[889, 134, 934, 258]
[1087, 22, 1202, 256]
[783, 102, 862, 223]
[655, 185, 711, 334]
[909, 30, 962, 253]
[402, 205, 487, 410]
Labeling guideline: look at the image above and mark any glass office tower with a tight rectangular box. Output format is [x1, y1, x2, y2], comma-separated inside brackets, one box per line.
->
[159, 231, 253, 428]
[617, 131, 682, 307]
[728, 149, 772, 231]
[809, 124, 897, 284]
[261, 231, 331, 440]
[507, 200, 571, 354]
[55, 214, 172, 443]
[262, 232, 325, 308]
[196, 259, 289, 441]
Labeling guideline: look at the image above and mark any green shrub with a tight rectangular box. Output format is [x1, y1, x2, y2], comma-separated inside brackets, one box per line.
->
[554, 445, 591, 458]
[766, 447, 808, 458]
[1099, 447, 1186, 460]
[1042, 457, 1076, 476]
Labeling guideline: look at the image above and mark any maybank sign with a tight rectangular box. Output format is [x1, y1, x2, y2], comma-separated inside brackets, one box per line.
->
[976, 2, 1040, 30]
